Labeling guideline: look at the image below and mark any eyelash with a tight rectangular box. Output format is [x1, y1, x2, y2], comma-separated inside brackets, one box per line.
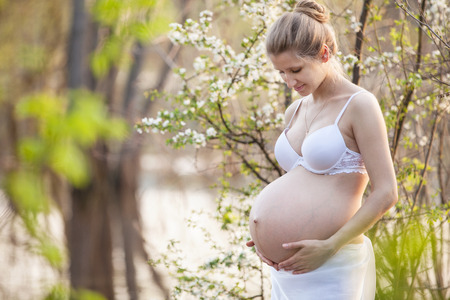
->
[279, 69, 301, 75]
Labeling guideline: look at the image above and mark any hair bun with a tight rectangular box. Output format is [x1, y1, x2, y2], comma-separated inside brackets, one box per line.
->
[294, 0, 329, 24]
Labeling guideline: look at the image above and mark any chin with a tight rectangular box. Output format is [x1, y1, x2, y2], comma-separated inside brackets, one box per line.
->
[296, 90, 310, 97]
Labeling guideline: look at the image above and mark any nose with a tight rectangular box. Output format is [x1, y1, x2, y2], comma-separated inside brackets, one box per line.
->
[284, 73, 296, 89]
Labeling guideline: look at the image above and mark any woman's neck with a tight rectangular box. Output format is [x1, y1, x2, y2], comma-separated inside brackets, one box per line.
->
[312, 72, 347, 103]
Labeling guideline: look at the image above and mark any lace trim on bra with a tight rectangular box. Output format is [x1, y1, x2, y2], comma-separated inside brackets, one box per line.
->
[292, 148, 367, 175]
[322, 149, 367, 175]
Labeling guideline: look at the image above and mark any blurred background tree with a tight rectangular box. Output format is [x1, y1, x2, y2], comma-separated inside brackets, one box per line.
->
[0, 0, 191, 299]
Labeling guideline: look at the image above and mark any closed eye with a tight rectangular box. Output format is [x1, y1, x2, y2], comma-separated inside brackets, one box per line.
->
[279, 69, 301, 75]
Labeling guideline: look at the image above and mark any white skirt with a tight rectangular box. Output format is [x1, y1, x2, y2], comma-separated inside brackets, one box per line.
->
[270, 236, 375, 300]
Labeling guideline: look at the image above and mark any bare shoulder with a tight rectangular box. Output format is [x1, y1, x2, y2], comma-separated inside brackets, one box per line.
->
[347, 90, 388, 140]
[350, 90, 380, 112]
[348, 90, 383, 123]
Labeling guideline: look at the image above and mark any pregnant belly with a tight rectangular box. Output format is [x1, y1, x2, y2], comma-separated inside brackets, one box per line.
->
[249, 167, 367, 263]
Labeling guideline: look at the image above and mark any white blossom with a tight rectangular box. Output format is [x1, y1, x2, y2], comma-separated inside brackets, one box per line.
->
[350, 16, 362, 32]
[193, 56, 209, 71]
[261, 104, 274, 117]
[275, 113, 284, 123]
[419, 136, 428, 147]
[197, 100, 205, 108]
[206, 127, 217, 137]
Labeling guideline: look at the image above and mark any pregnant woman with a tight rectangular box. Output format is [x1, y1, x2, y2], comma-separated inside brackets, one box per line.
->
[246, 1, 398, 299]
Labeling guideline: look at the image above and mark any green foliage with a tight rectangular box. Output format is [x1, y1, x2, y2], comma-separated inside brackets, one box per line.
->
[5, 90, 127, 277]
[44, 285, 107, 300]
[44, 284, 106, 300]
[7, 170, 50, 218]
[1, 0, 173, 298]
[39, 242, 65, 269]
[70, 289, 108, 300]
[370, 205, 450, 300]
[15, 92, 128, 187]
[90, 0, 173, 77]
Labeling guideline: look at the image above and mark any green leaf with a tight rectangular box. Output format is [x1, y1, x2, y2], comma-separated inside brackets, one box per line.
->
[39, 241, 64, 268]
[90, 51, 111, 78]
[68, 90, 114, 145]
[18, 137, 47, 163]
[100, 118, 129, 140]
[44, 284, 70, 300]
[7, 171, 50, 214]
[71, 289, 107, 300]
[16, 93, 65, 120]
[91, 0, 124, 25]
[49, 141, 90, 187]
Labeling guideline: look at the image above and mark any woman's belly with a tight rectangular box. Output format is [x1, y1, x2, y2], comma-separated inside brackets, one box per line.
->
[249, 166, 368, 263]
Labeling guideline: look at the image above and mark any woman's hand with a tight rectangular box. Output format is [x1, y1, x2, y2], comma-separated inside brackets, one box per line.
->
[277, 239, 336, 274]
[246, 240, 279, 270]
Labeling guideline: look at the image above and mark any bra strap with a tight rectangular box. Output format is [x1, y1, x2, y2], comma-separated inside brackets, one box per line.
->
[335, 90, 366, 124]
[286, 97, 305, 129]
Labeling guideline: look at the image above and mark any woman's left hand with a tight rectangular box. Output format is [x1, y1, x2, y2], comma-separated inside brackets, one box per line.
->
[277, 239, 336, 274]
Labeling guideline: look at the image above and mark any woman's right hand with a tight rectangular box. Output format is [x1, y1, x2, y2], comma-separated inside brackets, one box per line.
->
[246, 240, 279, 270]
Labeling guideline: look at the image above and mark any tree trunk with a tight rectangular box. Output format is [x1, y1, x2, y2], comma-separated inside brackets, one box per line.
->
[352, 0, 372, 85]
[69, 144, 115, 299]
[114, 2, 193, 298]
[67, 0, 85, 90]
[117, 144, 142, 300]
[67, 0, 115, 297]
[66, 0, 193, 298]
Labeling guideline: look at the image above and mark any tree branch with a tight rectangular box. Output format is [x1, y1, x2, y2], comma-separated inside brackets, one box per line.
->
[394, 0, 450, 50]
[352, 0, 372, 85]
[391, 0, 427, 159]
[412, 109, 440, 208]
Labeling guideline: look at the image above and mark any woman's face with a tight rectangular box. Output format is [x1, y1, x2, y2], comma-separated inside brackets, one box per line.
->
[269, 50, 328, 96]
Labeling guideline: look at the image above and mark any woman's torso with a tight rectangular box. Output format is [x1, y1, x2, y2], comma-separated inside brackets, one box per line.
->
[249, 90, 370, 263]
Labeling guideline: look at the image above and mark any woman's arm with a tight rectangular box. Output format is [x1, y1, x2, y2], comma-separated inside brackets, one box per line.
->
[278, 92, 398, 274]
[328, 92, 398, 247]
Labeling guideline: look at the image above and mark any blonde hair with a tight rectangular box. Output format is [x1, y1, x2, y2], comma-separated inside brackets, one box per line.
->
[266, 1, 340, 65]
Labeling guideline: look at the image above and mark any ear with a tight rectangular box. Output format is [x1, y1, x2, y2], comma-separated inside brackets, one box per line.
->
[321, 44, 330, 63]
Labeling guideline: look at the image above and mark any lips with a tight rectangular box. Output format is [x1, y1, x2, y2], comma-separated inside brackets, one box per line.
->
[294, 84, 305, 92]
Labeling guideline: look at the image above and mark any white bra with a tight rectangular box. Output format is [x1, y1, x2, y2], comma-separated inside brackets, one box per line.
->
[274, 91, 367, 175]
